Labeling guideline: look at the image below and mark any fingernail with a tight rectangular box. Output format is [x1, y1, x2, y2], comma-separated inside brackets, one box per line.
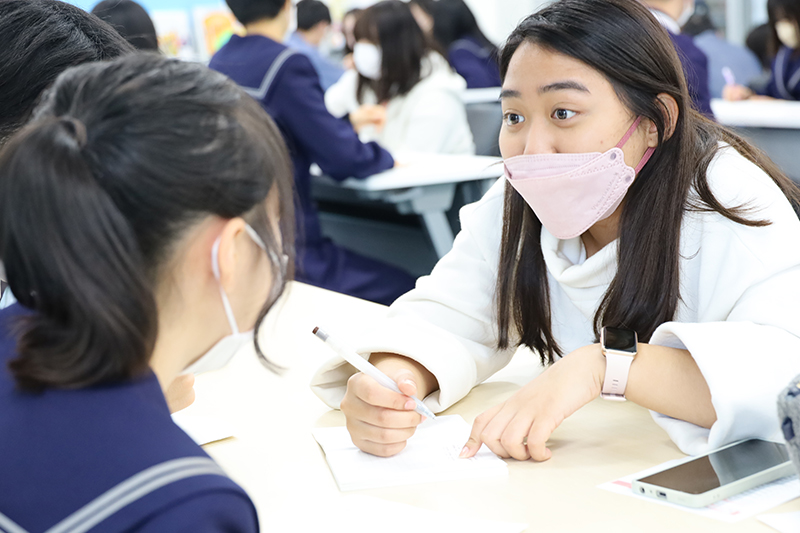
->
[404, 400, 416, 410]
[459, 446, 470, 458]
[401, 379, 415, 388]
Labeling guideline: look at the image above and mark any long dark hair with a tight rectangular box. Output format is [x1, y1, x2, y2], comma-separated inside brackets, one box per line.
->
[0, 54, 294, 390]
[354, 0, 432, 103]
[91, 0, 160, 52]
[0, 0, 133, 147]
[495, 0, 800, 364]
[431, 0, 495, 52]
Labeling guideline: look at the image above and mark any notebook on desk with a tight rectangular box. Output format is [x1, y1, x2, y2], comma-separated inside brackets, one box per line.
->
[312, 415, 508, 492]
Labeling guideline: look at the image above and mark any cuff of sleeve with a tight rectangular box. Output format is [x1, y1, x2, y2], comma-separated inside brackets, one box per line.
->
[649, 321, 800, 455]
[309, 314, 479, 413]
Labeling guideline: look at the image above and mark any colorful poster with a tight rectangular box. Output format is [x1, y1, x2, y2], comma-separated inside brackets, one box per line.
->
[192, 6, 244, 61]
[151, 10, 196, 60]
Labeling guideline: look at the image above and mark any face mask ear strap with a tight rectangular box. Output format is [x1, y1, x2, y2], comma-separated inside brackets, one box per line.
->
[212, 236, 241, 336]
[616, 116, 656, 175]
[615, 116, 645, 149]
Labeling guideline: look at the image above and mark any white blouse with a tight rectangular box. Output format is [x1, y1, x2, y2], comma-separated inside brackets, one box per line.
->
[311, 144, 800, 455]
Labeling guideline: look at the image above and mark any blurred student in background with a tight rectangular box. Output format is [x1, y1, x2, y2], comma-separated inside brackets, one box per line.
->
[287, 0, 345, 90]
[325, 0, 474, 155]
[641, 0, 714, 117]
[725, 0, 800, 101]
[681, 1, 762, 98]
[341, 8, 363, 69]
[0, 53, 292, 530]
[747, 23, 776, 71]
[212, 0, 417, 306]
[92, 0, 159, 52]
[432, 0, 502, 89]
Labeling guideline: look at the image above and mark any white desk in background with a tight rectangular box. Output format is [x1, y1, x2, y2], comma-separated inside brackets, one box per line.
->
[180, 281, 800, 532]
[711, 98, 800, 182]
[315, 153, 502, 258]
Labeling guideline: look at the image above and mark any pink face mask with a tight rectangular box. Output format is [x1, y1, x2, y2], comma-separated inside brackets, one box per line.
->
[504, 117, 655, 240]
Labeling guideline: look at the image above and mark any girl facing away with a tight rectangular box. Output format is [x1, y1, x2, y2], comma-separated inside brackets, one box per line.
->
[0, 54, 293, 530]
[311, 0, 800, 462]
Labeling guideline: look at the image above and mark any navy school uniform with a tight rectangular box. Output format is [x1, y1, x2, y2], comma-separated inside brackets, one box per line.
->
[763, 46, 800, 100]
[447, 36, 502, 89]
[209, 35, 416, 306]
[669, 32, 715, 118]
[0, 305, 258, 532]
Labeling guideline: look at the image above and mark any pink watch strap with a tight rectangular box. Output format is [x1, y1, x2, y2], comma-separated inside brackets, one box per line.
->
[601, 350, 635, 401]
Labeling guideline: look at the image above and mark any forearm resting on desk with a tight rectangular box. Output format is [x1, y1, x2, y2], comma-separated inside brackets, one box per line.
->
[626, 344, 717, 429]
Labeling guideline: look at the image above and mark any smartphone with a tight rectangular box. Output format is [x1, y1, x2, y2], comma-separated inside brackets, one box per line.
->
[631, 439, 794, 508]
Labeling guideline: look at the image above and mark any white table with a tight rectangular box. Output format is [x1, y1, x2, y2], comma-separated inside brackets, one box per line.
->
[181, 281, 800, 532]
[711, 98, 800, 182]
[318, 153, 502, 258]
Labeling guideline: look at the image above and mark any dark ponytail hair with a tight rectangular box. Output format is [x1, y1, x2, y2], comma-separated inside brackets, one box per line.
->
[495, 0, 800, 364]
[0, 54, 294, 390]
[0, 0, 133, 147]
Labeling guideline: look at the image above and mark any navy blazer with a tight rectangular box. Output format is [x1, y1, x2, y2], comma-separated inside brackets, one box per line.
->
[447, 36, 502, 89]
[669, 32, 714, 118]
[0, 305, 258, 532]
[764, 46, 800, 100]
[209, 36, 394, 268]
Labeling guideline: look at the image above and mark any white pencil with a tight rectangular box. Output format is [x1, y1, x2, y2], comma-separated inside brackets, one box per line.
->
[312, 327, 436, 420]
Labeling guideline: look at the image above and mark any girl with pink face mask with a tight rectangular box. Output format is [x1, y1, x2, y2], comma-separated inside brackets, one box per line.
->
[312, 0, 800, 463]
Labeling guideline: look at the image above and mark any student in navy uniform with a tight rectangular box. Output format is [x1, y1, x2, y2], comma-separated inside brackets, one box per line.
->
[212, 0, 417, 307]
[431, 0, 502, 89]
[0, 53, 294, 531]
[725, 0, 800, 101]
[642, 0, 714, 117]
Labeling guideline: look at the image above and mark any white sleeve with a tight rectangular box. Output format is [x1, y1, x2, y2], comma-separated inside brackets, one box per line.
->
[310, 179, 515, 412]
[649, 162, 800, 455]
[394, 90, 475, 155]
[323, 69, 360, 119]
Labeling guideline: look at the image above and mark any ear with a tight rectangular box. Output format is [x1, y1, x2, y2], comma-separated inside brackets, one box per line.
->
[215, 217, 247, 293]
[654, 92, 679, 144]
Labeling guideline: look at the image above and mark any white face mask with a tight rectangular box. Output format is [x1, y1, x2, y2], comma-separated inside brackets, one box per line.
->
[677, 0, 695, 27]
[776, 20, 800, 49]
[353, 42, 383, 80]
[183, 225, 268, 375]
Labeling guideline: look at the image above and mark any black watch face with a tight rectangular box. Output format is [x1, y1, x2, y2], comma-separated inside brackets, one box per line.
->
[603, 327, 637, 353]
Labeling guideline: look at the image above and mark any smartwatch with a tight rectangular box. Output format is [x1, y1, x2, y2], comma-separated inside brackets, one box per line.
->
[600, 326, 638, 401]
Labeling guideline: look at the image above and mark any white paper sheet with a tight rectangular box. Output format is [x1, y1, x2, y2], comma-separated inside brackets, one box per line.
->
[171, 411, 235, 446]
[312, 415, 508, 491]
[758, 511, 800, 532]
[598, 459, 800, 523]
[270, 495, 528, 533]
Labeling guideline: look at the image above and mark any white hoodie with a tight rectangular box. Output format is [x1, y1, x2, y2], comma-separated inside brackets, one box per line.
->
[324, 52, 475, 156]
[311, 144, 800, 456]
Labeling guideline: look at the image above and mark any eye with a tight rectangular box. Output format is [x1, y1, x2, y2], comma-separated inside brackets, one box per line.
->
[504, 112, 525, 127]
[553, 109, 576, 121]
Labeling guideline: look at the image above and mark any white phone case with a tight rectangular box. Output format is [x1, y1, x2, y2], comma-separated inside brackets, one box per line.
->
[630, 440, 794, 508]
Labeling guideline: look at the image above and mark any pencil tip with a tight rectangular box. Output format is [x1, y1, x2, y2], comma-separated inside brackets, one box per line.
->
[312, 327, 319, 334]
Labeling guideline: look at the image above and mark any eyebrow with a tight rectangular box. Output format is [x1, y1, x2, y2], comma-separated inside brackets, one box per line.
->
[538, 81, 590, 94]
[499, 81, 591, 101]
